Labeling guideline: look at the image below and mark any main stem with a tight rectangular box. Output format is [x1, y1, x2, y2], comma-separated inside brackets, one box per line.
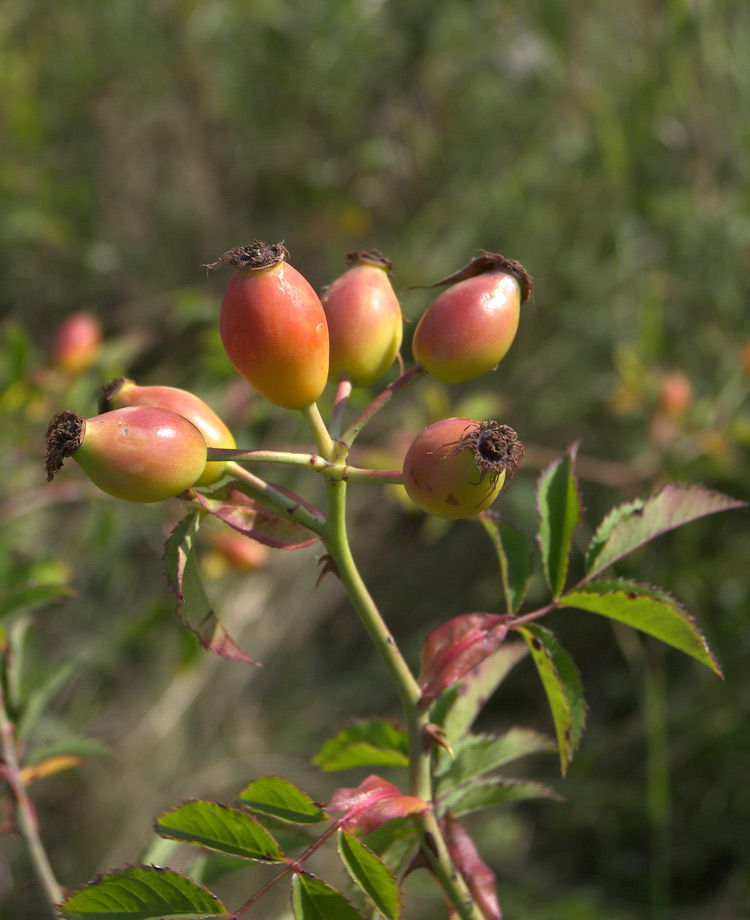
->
[0, 681, 63, 917]
[323, 477, 485, 920]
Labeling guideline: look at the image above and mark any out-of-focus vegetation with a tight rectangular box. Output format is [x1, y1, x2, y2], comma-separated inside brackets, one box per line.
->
[1, 1, 748, 918]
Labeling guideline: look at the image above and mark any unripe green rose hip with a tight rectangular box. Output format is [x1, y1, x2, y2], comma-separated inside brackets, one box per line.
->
[100, 377, 236, 486]
[402, 417, 523, 519]
[321, 250, 403, 388]
[45, 407, 208, 503]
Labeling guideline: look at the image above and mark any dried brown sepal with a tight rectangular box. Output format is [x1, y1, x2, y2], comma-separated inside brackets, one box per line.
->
[446, 421, 524, 493]
[45, 410, 86, 481]
[98, 376, 128, 414]
[203, 240, 289, 272]
[413, 252, 533, 304]
[344, 249, 393, 272]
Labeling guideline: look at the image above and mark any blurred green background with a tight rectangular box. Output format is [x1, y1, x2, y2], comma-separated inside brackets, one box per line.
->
[1, 1, 749, 918]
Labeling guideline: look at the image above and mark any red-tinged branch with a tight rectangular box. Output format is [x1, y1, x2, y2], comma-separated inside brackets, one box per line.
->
[0, 683, 63, 917]
[341, 466, 403, 484]
[338, 363, 426, 451]
[329, 377, 353, 440]
[224, 462, 327, 539]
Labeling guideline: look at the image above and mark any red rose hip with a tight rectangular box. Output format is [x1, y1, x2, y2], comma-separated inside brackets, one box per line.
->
[412, 253, 532, 384]
[50, 311, 103, 375]
[402, 417, 523, 519]
[45, 406, 207, 503]
[100, 377, 236, 486]
[210, 241, 329, 410]
[321, 250, 403, 388]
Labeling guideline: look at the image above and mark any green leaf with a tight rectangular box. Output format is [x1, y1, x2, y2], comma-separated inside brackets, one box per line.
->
[435, 729, 556, 794]
[560, 580, 722, 676]
[163, 512, 257, 664]
[59, 865, 229, 919]
[155, 800, 284, 862]
[0, 581, 73, 621]
[361, 819, 417, 875]
[440, 777, 562, 817]
[291, 872, 363, 920]
[25, 735, 109, 765]
[17, 658, 78, 742]
[536, 445, 582, 597]
[337, 830, 401, 920]
[516, 624, 586, 776]
[430, 642, 529, 745]
[585, 483, 745, 579]
[312, 719, 409, 772]
[479, 513, 533, 613]
[237, 775, 327, 825]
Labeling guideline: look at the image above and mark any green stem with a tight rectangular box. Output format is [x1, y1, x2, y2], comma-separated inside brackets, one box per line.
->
[339, 364, 425, 450]
[208, 447, 329, 470]
[301, 402, 334, 459]
[342, 467, 403, 484]
[225, 462, 327, 539]
[322, 476, 485, 920]
[0, 681, 63, 917]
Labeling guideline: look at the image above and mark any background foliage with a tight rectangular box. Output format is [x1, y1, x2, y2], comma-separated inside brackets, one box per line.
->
[1, 1, 748, 917]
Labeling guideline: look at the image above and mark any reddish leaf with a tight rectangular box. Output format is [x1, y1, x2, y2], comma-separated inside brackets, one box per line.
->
[164, 512, 257, 664]
[192, 483, 322, 549]
[418, 614, 509, 709]
[443, 813, 501, 920]
[325, 775, 428, 836]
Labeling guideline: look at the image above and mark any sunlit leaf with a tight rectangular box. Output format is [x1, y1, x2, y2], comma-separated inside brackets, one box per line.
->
[291, 872, 363, 920]
[536, 445, 582, 597]
[479, 512, 533, 613]
[418, 614, 509, 709]
[435, 729, 556, 793]
[312, 719, 409, 772]
[192, 482, 322, 549]
[337, 830, 401, 920]
[515, 624, 586, 775]
[585, 483, 745, 578]
[560, 580, 722, 676]
[237, 775, 327, 825]
[155, 799, 284, 861]
[59, 865, 228, 919]
[163, 512, 257, 664]
[325, 775, 428, 836]
[439, 777, 562, 817]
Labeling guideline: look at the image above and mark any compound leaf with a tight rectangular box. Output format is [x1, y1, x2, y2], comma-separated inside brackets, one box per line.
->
[291, 872, 363, 920]
[560, 580, 722, 676]
[237, 775, 327, 825]
[516, 624, 586, 775]
[312, 720, 409, 772]
[585, 483, 745, 578]
[155, 800, 284, 862]
[536, 446, 582, 598]
[337, 830, 401, 920]
[59, 865, 228, 919]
